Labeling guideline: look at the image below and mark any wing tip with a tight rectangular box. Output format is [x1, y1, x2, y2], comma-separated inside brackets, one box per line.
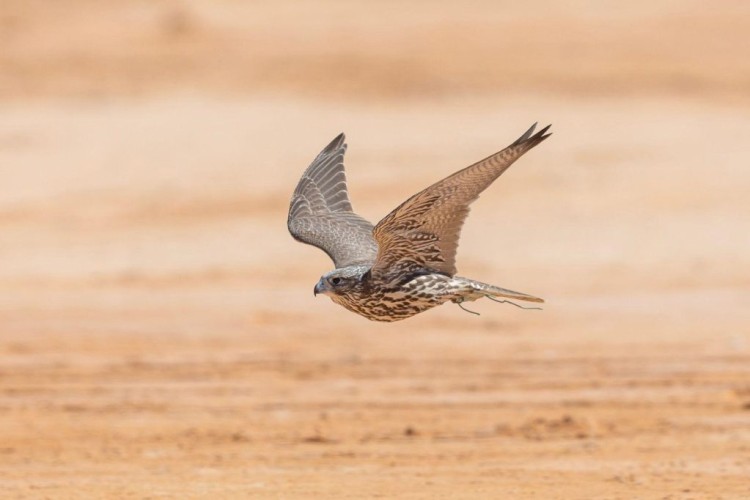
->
[322, 132, 346, 154]
[307, 132, 348, 168]
[512, 122, 552, 148]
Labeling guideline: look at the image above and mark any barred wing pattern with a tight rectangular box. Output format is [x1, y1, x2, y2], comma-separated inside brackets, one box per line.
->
[371, 124, 551, 281]
[288, 133, 379, 268]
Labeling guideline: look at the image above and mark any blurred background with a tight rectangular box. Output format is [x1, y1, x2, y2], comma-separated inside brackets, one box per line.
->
[1, 1, 749, 497]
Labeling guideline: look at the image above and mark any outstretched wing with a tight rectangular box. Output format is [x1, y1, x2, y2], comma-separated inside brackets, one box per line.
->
[371, 123, 551, 280]
[288, 133, 379, 268]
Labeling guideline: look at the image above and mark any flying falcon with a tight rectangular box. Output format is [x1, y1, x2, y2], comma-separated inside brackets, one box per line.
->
[288, 124, 550, 322]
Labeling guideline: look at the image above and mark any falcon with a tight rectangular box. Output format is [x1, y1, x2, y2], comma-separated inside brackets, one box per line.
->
[288, 124, 550, 322]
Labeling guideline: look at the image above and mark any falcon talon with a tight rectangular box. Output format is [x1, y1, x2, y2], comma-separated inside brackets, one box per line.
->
[288, 124, 551, 322]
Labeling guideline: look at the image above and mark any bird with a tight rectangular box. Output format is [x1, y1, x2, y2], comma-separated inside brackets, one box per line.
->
[288, 123, 550, 322]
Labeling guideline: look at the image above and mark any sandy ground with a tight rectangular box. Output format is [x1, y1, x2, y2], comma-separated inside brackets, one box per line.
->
[1, 1, 750, 498]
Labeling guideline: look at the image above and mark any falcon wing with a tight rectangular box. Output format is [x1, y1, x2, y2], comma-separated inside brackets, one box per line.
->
[371, 123, 551, 280]
[288, 133, 379, 268]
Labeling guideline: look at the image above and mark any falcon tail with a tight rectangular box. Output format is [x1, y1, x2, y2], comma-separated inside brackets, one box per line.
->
[452, 276, 545, 304]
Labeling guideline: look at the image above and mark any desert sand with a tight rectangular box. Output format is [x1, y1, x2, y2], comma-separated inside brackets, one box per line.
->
[1, 1, 749, 498]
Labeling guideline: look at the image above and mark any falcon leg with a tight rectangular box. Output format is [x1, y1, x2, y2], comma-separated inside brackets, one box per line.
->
[455, 298, 480, 316]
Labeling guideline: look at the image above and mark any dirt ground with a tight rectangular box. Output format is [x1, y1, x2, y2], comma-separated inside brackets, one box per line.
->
[1, 1, 750, 498]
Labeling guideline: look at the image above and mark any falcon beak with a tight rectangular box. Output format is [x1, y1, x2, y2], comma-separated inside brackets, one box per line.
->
[314, 279, 326, 296]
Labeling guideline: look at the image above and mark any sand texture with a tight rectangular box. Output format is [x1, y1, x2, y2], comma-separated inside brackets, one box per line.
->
[1, 1, 749, 498]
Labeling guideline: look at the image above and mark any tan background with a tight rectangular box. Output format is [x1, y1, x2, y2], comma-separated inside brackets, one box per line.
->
[1, 1, 749, 498]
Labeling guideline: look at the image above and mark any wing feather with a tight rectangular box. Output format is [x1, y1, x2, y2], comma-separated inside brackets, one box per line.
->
[371, 124, 551, 280]
[288, 133, 379, 268]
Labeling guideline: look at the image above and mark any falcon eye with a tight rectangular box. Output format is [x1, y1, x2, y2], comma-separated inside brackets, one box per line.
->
[331, 277, 342, 285]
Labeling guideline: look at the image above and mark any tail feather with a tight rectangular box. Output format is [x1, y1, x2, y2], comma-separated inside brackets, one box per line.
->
[482, 283, 544, 303]
[452, 276, 544, 303]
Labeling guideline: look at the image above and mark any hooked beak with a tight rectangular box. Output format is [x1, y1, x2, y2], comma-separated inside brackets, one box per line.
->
[313, 279, 326, 296]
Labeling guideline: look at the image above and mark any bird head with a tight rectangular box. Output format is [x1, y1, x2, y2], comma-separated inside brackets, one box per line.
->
[314, 266, 369, 297]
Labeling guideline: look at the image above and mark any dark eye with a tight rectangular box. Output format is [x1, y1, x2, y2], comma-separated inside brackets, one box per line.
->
[331, 277, 342, 285]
